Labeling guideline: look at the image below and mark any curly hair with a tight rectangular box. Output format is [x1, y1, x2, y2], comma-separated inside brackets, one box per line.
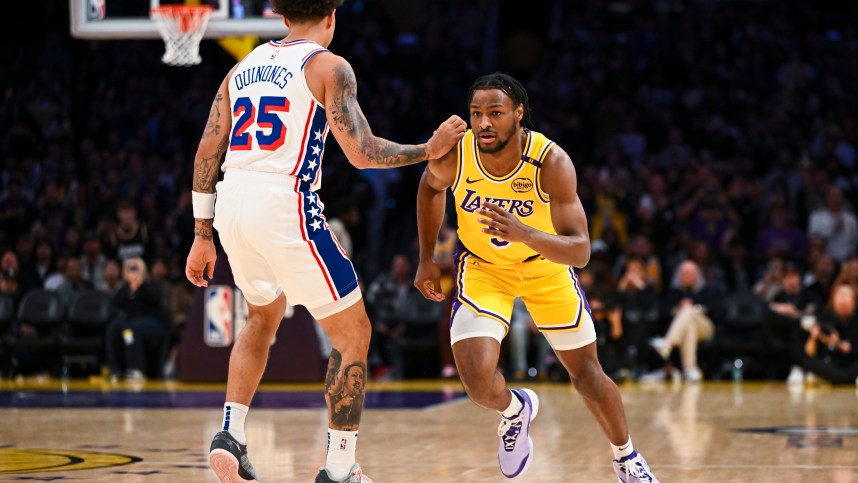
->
[271, 0, 345, 22]
[467, 72, 534, 129]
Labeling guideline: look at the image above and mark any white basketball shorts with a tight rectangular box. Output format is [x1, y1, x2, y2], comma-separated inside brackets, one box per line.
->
[213, 169, 361, 319]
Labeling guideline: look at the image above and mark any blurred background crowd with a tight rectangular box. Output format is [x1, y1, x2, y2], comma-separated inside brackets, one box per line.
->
[0, 0, 856, 384]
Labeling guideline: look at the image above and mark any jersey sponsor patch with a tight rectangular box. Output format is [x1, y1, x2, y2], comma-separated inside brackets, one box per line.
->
[511, 178, 533, 193]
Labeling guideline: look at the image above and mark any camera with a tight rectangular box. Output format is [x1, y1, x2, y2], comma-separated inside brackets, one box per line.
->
[819, 323, 837, 337]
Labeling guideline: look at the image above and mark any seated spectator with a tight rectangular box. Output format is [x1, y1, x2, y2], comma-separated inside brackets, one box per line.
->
[45, 258, 93, 309]
[365, 254, 412, 379]
[755, 206, 809, 264]
[105, 257, 169, 381]
[832, 258, 858, 293]
[0, 250, 22, 311]
[801, 284, 858, 385]
[808, 186, 858, 264]
[754, 258, 786, 302]
[649, 260, 720, 382]
[617, 259, 661, 378]
[766, 263, 812, 383]
[97, 259, 123, 295]
[80, 230, 108, 290]
[802, 254, 836, 314]
[613, 234, 662, 293]
[589, 274, 627, 382]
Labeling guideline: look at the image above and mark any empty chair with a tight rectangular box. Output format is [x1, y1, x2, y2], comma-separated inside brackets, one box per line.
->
[14, 289, 66, 376]
[393, 288, 445, 378]
[62, 290, 113, 376]
[714, 290, 769, 379]
[0, 293, 14, 376]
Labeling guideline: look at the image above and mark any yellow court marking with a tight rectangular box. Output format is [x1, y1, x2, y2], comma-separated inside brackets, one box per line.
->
[0, 448, 141, 474]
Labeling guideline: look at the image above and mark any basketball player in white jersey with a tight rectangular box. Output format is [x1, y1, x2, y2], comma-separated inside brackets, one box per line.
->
[184, 1, 467, 482]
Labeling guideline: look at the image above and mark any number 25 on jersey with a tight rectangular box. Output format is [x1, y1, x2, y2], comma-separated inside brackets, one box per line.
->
[230, 96, 290, 151]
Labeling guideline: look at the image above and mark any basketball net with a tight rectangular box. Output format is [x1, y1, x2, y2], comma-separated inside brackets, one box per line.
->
[151, 5, 213, 66]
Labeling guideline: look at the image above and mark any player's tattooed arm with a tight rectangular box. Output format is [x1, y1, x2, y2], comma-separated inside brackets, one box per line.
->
[193, 91, 231, 194]
[328, 63, 426, 167]
[191, 70, 234, 239]
[325, 59, 466, 169]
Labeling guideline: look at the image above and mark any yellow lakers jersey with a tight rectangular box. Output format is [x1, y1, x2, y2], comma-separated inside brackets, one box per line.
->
[453, 129, 556, 265]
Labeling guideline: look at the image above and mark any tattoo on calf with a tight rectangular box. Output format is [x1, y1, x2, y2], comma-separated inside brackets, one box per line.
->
[324, 348, 366, 430]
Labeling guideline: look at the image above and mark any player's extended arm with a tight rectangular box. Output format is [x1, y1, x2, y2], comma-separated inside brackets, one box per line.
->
[414, 150, 457, 301]
[316, 54, 465, 169]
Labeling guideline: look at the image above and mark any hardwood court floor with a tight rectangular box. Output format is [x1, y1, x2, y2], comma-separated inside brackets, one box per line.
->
[1, 379, 857, 482]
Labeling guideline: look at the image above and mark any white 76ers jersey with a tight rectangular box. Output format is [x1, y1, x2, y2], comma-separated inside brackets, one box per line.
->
[222, 39, 330, 191]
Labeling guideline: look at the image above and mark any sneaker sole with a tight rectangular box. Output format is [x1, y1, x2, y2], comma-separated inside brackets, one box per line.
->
[209, 449, 259, 483]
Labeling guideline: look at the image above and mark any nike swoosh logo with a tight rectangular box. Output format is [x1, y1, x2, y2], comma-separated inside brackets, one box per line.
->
[465, 177, 483, 184]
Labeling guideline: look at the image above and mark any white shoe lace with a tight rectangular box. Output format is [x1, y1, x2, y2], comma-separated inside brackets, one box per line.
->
[349, 466, 373, 483]
[622, 455, 653, 482]
[497, 414, 524, 450]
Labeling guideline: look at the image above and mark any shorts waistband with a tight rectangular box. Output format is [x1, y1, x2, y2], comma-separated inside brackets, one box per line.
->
[223, 168, 306, 189]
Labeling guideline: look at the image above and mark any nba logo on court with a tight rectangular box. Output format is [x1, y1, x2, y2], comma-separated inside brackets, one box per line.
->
[205, 286, 234, 347]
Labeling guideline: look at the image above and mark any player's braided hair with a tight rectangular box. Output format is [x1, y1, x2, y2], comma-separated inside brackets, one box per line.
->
[467, 72, 533, 129]
[271, 0, 345, 22]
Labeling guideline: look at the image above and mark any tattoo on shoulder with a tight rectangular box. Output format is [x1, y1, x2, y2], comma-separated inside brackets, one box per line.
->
[328, 63, 427, 168]
[203, 93, 223, 139]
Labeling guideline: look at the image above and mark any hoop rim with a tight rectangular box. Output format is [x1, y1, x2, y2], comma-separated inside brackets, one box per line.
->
[150, 4, 215, 17]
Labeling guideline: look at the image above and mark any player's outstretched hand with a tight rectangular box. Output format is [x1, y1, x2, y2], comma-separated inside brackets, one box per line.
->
[477, 201, 533, 243]
[426, 115, 467, 159]
[186, 238, 217, 287]
[414, 259, 445, 302]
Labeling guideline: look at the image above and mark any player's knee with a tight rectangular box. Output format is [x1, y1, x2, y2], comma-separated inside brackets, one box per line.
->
[459, 365, 497, 401]
[568, 356, 605, 392]
[330, 312, 371, 350]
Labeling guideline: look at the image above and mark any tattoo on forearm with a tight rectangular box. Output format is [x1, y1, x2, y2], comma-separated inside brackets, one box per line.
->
[329, 63, 428, 168]
[323, 348, 366, 431]
[194, 220, 213, 240]
[193, 94, 229, 192]
[203, 94, 223, 138]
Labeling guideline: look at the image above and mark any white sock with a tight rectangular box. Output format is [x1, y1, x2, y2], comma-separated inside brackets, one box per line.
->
[222, 402, 249, 444]
[611, 436, 634, 460]
[500, 390, 523, 418]
[325, 429, 358, 480]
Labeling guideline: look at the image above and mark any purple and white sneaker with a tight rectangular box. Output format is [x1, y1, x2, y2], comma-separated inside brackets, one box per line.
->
[613, 451, 659, 482]
[497, 388, 539, 478]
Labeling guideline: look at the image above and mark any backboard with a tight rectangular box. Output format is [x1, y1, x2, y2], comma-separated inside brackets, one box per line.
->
[70, 0, 288, 39]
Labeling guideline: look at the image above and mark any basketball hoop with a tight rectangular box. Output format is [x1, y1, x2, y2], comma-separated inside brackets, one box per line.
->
[151, 5, 213, 66]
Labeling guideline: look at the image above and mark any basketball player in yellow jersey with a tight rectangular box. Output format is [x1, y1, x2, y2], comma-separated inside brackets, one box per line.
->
[415, 73, 659, 482]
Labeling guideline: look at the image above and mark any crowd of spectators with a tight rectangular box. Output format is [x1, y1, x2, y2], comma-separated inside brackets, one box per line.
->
[0, 0, 856, 383]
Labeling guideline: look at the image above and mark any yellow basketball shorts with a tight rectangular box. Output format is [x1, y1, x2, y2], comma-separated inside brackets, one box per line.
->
[451, 247, 596, 349]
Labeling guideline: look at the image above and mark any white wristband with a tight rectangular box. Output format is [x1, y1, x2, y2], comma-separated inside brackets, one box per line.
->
[192, 191, 217, 219]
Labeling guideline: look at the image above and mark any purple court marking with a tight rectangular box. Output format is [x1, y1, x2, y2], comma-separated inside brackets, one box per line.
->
[0, 390, 464, 409]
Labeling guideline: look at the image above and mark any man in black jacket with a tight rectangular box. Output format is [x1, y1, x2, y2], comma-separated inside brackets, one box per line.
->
[104, 257, 168, 380]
